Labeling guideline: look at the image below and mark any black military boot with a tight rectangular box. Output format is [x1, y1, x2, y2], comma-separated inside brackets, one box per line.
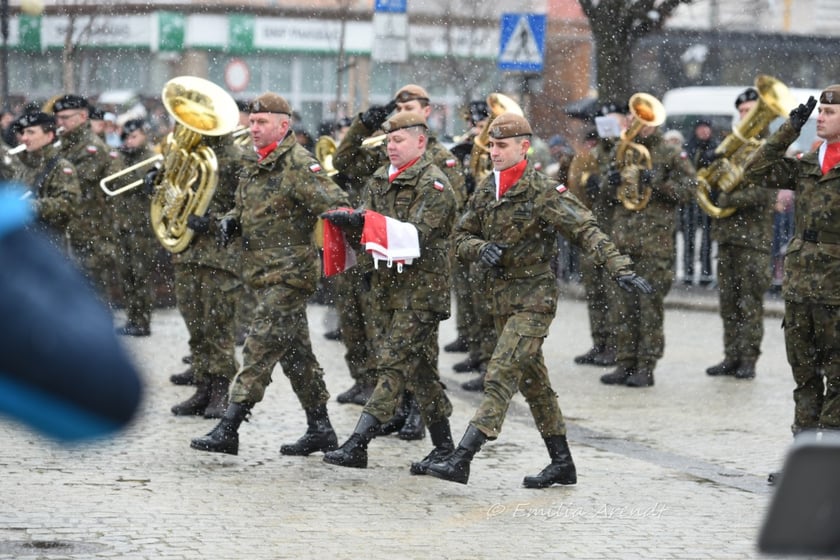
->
[336, 382, 363, 404]
[170, 367, 196, 386]
[377, 392, 410, 436]
[461, 367, 486, 392]
[592, 347, 617, 366]
[523, 435, 578, 488]
[322, 412, 381, 468]
[203, 376, 230, 419]
[443, 336, 469, 353]
[600, 364, 634, 385]
[398, 394, 426, 441]
[171, 378, 211, 416]
[573, 345, 604, 365]
[190, 402, 252, 455]
[410, 419, 454, 475]
[453, 355, 481, 373]
[279, 404, 339, 456]
[626, 367, 655, 388]
[735, 358, 756, 379]
[426, 425, 488, 484]
[706, 358, 740, 376]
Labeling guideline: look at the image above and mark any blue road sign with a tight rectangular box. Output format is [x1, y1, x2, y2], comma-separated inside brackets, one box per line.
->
[498, 13, 546, 73]
[375, 0, 407, 13]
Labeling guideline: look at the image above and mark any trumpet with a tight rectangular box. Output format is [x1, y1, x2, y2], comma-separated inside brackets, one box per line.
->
[615, 92, 666, 211]
[470, 93, 523, 183]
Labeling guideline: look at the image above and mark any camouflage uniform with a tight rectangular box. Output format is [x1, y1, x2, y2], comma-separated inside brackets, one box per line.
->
[57, 124, 122, 299]
[710, 177, 775, 368]
[600, 131, 696, 378]
[171, 133, 247, 385]
[225, 131, 349, 409]
[454, 163, 635, 439]
[112, 144, 157, 331]
[15, 145, 80, 250]
[568, 138, 622, 361]
[354, 151, 457, 425]
[744, 119, 840, 430]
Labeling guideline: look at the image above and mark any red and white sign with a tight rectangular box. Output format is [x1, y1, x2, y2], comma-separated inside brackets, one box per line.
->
[224, 59, 250, 93]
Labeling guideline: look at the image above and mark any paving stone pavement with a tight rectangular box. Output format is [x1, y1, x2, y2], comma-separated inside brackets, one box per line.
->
[0, 282, 813, 559]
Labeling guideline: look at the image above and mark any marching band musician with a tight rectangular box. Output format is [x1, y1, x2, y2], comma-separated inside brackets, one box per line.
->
[704, 89, 776, 381]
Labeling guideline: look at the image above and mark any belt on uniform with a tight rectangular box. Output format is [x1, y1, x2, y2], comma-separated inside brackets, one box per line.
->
[801, 229, 840, 245]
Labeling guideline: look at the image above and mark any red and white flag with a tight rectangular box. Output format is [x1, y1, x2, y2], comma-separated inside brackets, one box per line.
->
[321, 209, 357, 277]
[360, 210, 420, 273]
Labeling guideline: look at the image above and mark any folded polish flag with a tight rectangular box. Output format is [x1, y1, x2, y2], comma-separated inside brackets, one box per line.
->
[360, 210, 420, 273]
[321, 208, 357, 276]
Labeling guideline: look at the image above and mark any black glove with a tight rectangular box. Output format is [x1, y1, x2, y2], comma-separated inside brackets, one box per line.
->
[789, 96, 817, 132]
[479, 242, 504, 268]
[639, 169, 654, 186]
[584, 174, 601, 199]
[359, 100, 397, 131]
[607, 169, 622, 187]
[361, 271, 372, 293]
[616, 273, 654, 294]
[217, 217, 241, 248]
[187, 214, 211, 234]
[143, 168, 159, 195]
[697, 148, 718, 169]
[708, 187, 721, 205]
[321, 209, 365, 229]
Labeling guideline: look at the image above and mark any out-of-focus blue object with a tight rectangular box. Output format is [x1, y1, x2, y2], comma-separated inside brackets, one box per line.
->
[0, 186, 143, 441]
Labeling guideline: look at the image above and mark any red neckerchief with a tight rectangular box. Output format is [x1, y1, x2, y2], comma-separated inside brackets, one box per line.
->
[257, 140, 279, 162]
[388, 157, 420, 183]
[495, 159, 528, 199]
[822, 142, 840, 174]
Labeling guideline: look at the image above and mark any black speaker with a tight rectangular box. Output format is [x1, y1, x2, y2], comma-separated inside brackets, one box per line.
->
[759, 431, 840, 555]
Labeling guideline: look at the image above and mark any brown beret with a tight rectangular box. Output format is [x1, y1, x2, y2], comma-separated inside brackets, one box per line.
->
[381, 112, 428, 133]
[820, 84, 840, 105]
[488, 112, 532, 139]
[249, 92, 292, 115]
[394, 84, 430, 104]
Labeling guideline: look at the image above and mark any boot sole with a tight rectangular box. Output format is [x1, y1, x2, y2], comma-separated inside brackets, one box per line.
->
[322, 454, 367, 468]
[190, 440, 238, 455]
[426, 466, 468, 484]
[280, 440, 339, 456]
[522, 476, 577, 488]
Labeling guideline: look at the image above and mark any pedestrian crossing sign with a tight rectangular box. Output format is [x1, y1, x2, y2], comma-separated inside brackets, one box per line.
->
[498, 13, 546, 73]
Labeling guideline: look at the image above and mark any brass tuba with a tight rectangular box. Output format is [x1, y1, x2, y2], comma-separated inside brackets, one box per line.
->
[696, 75, 796, 219]
[100, 76, 240, 253]
[615, 92, 666, 211]
[469, 93, 524, 183]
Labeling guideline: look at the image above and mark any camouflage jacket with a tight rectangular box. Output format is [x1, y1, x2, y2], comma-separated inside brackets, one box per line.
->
[454, 163, 633, 317]
[172, 133, 252, 273]
[600, 131, 696, 260]
[572, 138, 622, 229]
[710, 179, 775, 250]
[334, 114, 467, 209]
[357, 151, 457, 317]
[57, 125, 121, 244]
[15, 144, 80, 237]
[743, 119, 840, 304]
[226, 131, 349, 289]
[112, 145, 155, 234]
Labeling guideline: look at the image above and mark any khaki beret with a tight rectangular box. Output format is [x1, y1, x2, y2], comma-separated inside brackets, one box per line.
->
[52, 94, 88, 113]
[394, 84, 430, 104]
[382, 112, 428, 133]
[488, 112, 532, 139]
[820, 84, 840, 105]
[249, 92, 292, 115]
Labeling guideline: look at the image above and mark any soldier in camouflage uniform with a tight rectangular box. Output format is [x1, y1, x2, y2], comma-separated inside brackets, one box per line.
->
[320, 112, 457, 472]
[12, 111, 80, 250]
[426, 113, 652, 487]
[743, 87, 840, 432]
[598, 113, 697, 388]
[331, 84, 465, 438]
[190, 92, 350, 456]
[109, 119, 157, 336]
[170, 130, 249, 419]
[704, 89, 776, 381]
[51, 95, 122, 303]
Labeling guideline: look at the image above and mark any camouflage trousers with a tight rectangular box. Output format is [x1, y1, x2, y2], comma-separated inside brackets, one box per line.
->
[784, 301, 840, 431]
[333, 268, 378, 386]
[580, 255, 618, 351]
[174, 262, 240, 383]
[470, 264, 499, 365]
[229, 282, 329, 410]
[363, 309, 453, 425]
[451, 254, 476, 344]
[614, 256, 674, 370]
[470, 311, 565, 440]
[717, 244, 770, 360]
[116, 230, 156, 329]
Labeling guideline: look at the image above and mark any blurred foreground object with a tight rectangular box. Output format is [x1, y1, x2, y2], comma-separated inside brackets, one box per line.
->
[0, 186, 142, 441]
[759, 431, 840, 555]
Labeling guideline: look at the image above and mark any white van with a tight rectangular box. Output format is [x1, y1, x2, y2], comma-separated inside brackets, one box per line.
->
[662, 84, 821, 153]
